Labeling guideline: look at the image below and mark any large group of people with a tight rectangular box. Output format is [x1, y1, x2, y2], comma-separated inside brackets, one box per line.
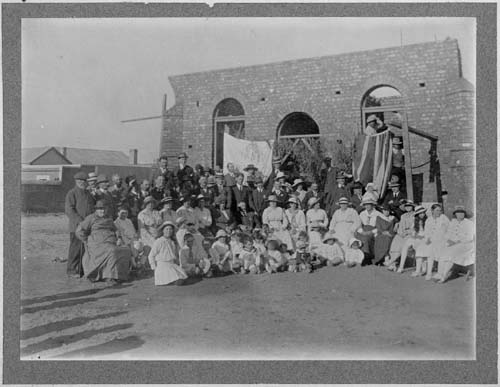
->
[64, 150, 475, 286]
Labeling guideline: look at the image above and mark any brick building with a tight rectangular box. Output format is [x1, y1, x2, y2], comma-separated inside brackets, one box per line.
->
[161, 39, 474, 214]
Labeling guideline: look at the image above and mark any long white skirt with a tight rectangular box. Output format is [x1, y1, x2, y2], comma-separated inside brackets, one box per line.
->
[331, 222, 354, 250]
[154, 261, 187, 286]
[272, 230, 294, 250]
[442, 241, 475, 266]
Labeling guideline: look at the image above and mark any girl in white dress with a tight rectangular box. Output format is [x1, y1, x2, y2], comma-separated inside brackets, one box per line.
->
[262, 195, 294, 249]
[285, 197, 306, 248]
[423, 203, 450, 281]
[305, 197, 329, 249]
[138, 196, 162, 248]
[148, 221, 187, 286]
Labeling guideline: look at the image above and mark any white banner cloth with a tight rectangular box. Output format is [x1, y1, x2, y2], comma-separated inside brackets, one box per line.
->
[223, 132, 274, 180]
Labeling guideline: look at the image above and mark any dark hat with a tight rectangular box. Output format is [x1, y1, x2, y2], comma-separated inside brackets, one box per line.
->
[378, 203, 391, 212]
[388, 181, 401, 188]
[366, 114, 378, 124]
[403, 199, 416, 208]
[323, 155, 332, 161]
[351, 181, 364, 191]
[207, 176, 216, 186]
[95, 200, 106, 209]
[393, 137, 403, 145]
[74, 171, 88, 181]
[453, 205, 468, 216]
[96, 174, 109, 184]
[178, 152, 188, 159]
[255, 176, 264, 184]
[336, 172, 346, 180]
[243, 164, 257, 171]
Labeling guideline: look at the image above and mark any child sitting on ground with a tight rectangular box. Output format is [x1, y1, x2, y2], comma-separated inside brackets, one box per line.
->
[179, 233, 211, 277]
[239, 237, 260, 274]
[344, 238, 365, 268]
[264, 239, 285, 273]
[313, 232, 344, 267]
[211, 229, 232, 274]
[289, 231, 313, 273]
[201, 238, 218, 278]
[253, 231, 267, 271]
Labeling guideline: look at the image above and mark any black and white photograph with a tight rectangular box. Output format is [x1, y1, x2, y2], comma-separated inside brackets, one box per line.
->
[19, 15, 477, 362]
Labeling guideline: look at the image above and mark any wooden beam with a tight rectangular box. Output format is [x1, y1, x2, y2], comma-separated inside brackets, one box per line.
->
[362, 104, 404, 113]
[301, 138, 314, 153]
[279, 134, 321, 139]
[213, 115, 245, 123]
[401, 111, 414, 201]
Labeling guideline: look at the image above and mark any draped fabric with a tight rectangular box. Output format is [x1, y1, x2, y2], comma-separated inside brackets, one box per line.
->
[353, 130, 393, 198]
[223, 132, 274, 180]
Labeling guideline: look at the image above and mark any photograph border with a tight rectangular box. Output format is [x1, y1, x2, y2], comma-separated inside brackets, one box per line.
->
[3, 2, 497, 384]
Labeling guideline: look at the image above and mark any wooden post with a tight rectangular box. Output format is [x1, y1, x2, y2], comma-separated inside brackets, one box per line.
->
[401, 111, 414, 201]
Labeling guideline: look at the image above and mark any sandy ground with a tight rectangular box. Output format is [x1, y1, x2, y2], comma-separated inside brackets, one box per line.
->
[21, 214, 475, 360]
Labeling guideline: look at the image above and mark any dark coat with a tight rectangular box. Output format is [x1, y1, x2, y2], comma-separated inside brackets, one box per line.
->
[325, 185, 351, 216]
[172, 164, 195, 191]
[65, 186, 95, 233]
[95, 190, 117, 219]
[270, 189, 288, 208]
[249, 188, 267, 215]
[214, 208, 235, 230]
[230, 185, 250, 211]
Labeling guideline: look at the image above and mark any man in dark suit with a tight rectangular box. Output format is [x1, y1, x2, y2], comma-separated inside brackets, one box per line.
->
[383, 181, 407, 219]
[230, 173, 250, 214]
[303, 182, 323, 210]
[350, 181, 365, 213]
[269, 179, 288, 208]
[264, 156, 282, 193]
[324, 172, 351, 217]
[64, 171, 95, 278]
[172, 152, 195, 192]
[152, 155, 176, 193]
[198, 176, 215, 206]
[94, 174, 117, 219]
[249, 176, 267, 227]
[320, 156, 338, 194]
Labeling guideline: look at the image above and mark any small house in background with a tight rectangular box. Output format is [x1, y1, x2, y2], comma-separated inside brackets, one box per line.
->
[22, 146, 152, 213]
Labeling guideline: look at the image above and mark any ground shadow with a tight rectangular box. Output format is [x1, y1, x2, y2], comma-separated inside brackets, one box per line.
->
[20, 323, 133, 357]
[21, 292, 126, 314]
[21, 311, 127, 340]
[55, 335, 145, 359]
[179, 276, 203, 286]
[21, 283, 133, 307]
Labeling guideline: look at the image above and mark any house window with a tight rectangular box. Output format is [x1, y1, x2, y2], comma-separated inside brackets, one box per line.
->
[213, 98, 245, 169]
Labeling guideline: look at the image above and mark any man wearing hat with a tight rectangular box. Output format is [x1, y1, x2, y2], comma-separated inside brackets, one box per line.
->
[152, 154, 176, 193]
[264, 155, 282, 192]
[172, 152, 195, 192]
[350, 181, 365, 213]
[64, 171, 95, 278]
[243, 164, 258, 189]
[320, 155, 338, 194]
[94, 174, 117, 219]
[382, 181, 406, 220]
[249, 176, 267, 227]
[392, 137, 405, 182]
[269, 177, 289, 209]
[325, 171, 351, 217]
[364, 114, 387, 136]
[86, 172, 98, 199]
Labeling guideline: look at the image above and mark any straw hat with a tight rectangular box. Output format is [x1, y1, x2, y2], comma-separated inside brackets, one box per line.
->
[160, 196, 174, 204]
[362, 197, 377, 206]
[207, 176, 216, 186]
[349, 238, 363, 248]
[215, 229, 228, 239]
[276, 171, 286, 180]
[287, 196, 299, 206]
[388, 181, 401, 188]
[266, 195, 279, 203]
[87, 172, 98, 182]
[403, 199, 416, 208]
[159, 220, 176, 232]
[143, 196, 156, 207]
[308, 197, 320, 208]
[366, 114, 378, 124]
[322, 232, 338, 243]
[292, 178, 305, 188]
[393, 137, 403, 145]
[414, 206, 427, 216]
[453, 205, 468, 217]
[175, 216, 187, 226]
[336, 197, 350, 205]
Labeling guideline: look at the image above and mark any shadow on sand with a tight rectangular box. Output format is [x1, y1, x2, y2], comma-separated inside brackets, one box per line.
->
[21, 292, 127, 314]
[21, 311, 127, 340]
[20, 323, 134, 357]
[55, 335, 145, 359]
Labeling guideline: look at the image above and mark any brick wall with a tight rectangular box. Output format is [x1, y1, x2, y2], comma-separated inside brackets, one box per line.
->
[162, 39, 474, 210]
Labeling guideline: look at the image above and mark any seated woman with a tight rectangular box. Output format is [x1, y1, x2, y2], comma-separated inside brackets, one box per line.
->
[355, 197, 382, 260]
[76, 200, 131, 283]
[436, 206, 475, 284]
[194, 194, 213, 237]
[385, 200, 416, 271]
[148, 220, 187, 286]
[362, 182, 380, 203]
[285, 196, 306, 248]
[262, 195, 294, 250]
[213, 196, 234, 233]
[137, 196, 162, 249]
[372, 204, 396, 265]
[305, 197, 329, 250]
[328, 197, 361, 251]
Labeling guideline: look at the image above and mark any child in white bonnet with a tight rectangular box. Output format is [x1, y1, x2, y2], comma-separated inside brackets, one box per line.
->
[345, 238, 365, 267]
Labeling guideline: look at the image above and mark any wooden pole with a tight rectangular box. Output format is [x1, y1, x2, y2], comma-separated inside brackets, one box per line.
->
[401, 110, 414, 201]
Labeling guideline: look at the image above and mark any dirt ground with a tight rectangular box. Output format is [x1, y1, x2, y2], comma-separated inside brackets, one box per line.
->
[20, 214, 475, 360]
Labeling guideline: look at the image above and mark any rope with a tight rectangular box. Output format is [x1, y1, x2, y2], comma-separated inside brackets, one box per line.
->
[411, 160, 430, 170]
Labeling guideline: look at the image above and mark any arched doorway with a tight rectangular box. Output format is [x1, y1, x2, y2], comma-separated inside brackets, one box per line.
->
[275, 112, 321, 182]
[213, 98, 245, 169]
[361, 85, 404, 131]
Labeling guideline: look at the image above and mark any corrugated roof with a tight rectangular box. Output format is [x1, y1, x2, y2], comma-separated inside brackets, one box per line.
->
[22, 146, 52, 164]
[22, 146, 130, 166]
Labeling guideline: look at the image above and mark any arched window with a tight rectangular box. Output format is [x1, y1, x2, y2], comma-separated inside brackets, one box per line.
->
[361, 86, 403, 130]
[213, 98, 245, 169]
[277, 112, 319, 139]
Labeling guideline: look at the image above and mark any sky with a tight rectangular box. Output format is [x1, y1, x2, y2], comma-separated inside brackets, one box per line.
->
[22, 17, 475, 163]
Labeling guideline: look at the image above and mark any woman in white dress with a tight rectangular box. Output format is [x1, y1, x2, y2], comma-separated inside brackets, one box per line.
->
[305, 197, 329, 249]
[291, 179, 308, 210]
[436, 206, 475, 283]
[285, 196, 306, 247]
[261, 195, 294, 249]
[423, 203, 450, 281]
[137, 196, 162, 248]
[328, 197, 361, 251]
[148, 221, 187, 286]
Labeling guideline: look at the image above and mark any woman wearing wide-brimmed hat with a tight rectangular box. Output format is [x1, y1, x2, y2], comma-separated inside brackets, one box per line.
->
[262, 195, 294, 249]
[285, 196, 306, 247]
[384, 200, 416, 271]
[194, 194, 213, 237]
[355, 197, 382, 258]
[159, 196, 177, 224]
[435, 206, 475, 283]
[305, 196, 329, 249]
[291, 178, 308, 209]
[137, 196, 162, 248]
[148, 220, 187, 286]
[175, 195, 198, 231]
[213, 195, 234, 233]
[328, 197, 361, 251]
[76, 200, 132, 284]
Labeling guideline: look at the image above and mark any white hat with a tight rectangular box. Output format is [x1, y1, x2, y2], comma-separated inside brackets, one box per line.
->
[322, 232, 338, 243]
[276, 171, 286, 180]
[366, 114, 378, 124]
[349, 238, 363, 248]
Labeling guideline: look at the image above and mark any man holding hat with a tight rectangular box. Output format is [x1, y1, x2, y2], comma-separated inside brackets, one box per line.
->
[383, 181, 406, 220]
[172, 152, 195, 192]
[64, 171, 95, 278]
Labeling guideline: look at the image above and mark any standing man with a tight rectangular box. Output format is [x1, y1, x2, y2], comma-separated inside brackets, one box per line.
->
[320, 155, 338, 196]
[95, 174, 117, 219]
[86, 172, 98, 200]
[224, 162, 237, 189]
[264, 155, 282, 193]
[249, 176, 267, 227]
[172, 152, 195, 193]
[109, 173, 127, 208]
[230, 173, 250, 214]
[64, 171, 95, 278]
[325, 172, 351, 217]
